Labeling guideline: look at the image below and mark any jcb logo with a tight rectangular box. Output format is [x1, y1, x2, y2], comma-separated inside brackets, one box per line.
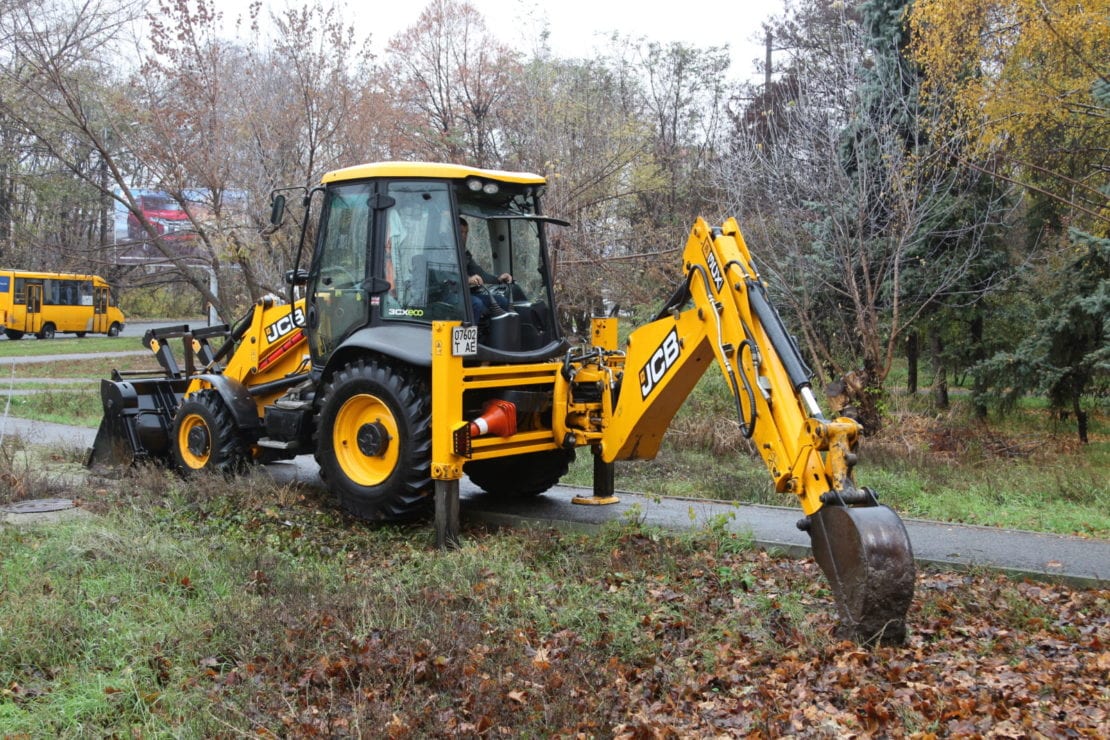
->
[704, 244, 724, 294]
[639, 328, 681, 399]
[264, 308, 305, 344]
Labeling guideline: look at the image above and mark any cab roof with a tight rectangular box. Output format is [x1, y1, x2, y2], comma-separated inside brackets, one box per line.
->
[321, 161, 546, 186]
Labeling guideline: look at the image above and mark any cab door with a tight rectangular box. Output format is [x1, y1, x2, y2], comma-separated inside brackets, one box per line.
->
[23, 283, 43, 336]
[306, 182, 373, 362]
[93, 285, 110, 334]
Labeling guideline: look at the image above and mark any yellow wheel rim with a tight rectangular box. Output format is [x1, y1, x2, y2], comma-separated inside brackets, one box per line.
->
[178, 413, 211, 469]
[332, 393, 399, 487]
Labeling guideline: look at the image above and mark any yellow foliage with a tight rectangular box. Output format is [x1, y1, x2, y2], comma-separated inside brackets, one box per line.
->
[909, 0, 1109, 230]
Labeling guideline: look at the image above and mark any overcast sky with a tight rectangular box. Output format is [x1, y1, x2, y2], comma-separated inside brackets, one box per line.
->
[214, 0, 783, 84]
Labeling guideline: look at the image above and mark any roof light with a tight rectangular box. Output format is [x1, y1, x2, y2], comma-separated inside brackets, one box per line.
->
[482, 182, 499, 194]
[466, 178, 483, 191]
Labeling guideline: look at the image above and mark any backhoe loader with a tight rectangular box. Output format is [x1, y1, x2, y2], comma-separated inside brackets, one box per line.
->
[88, 161, 915, 643]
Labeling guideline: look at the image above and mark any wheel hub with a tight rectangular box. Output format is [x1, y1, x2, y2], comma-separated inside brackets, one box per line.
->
[357, 421, 390, 457]
[187, 425, 210, 457]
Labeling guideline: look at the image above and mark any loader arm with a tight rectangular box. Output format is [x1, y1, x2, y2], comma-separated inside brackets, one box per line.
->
[602, 218, 915, 643]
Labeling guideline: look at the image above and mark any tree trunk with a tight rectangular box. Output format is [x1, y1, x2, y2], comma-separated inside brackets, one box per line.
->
[827, 364, 885, 435]
[0, 161, 9, 261]
[970, 314, 987, 420]
[1073, 395, 1089, 444]
[930, 330, 948, 410]
[905, 331, 918, 395]
[855, 360, 885, 434]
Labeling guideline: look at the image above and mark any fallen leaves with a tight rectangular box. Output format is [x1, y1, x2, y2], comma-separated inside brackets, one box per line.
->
[188, 530, 1107, 737]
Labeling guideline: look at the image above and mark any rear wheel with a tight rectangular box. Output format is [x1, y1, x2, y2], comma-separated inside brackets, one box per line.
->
[171, 390, 249, 474]
[36, 323, 56, 340]
[316, 359, 432, 521]
[75, 332, 87, 338]
[4, 330, 24, 340]
[465, 449, 574, 497]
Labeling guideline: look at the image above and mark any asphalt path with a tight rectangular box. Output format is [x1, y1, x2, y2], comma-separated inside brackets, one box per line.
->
[1, 413, 1106, 589]
[0, 318, 207, 341]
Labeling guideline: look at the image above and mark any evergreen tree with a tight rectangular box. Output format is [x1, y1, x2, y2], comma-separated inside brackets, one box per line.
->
[975, 229, 1109, 442]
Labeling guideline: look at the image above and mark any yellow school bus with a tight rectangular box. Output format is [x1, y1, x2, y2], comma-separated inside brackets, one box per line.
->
[0, 270, 126, 340]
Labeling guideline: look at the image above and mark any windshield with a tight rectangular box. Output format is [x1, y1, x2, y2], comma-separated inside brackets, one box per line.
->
[458, 190, 554, 296]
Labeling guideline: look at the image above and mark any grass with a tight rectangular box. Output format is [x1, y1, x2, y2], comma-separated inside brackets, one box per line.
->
[1, 355, 157, 379]
[0, 336, 137, 358]
[1, 388, 106, 427]
[0, 343, 158, 427]
[0, 458, 763, 736]
[0, 448, 1105, 737]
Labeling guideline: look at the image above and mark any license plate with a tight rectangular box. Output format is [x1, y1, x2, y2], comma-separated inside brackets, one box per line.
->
[451, 325, 478, 356]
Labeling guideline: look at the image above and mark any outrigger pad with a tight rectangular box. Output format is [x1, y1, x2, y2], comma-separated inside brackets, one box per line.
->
[807, 504, 916, 645]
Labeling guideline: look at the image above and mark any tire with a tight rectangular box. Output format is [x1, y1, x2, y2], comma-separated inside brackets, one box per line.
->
[107, 322, 121, 337]
[465, 449, 575, 497]
[316, 358, 432, 521]
[36, 323, 56, 340]
[75, 332, 87, 338]
[4, 330, 24, 340]
[171, 390, 250, 474]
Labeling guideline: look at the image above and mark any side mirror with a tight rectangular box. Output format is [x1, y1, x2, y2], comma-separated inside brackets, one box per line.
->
[284, 268, 309, 286]
[269, 194, 286, 226]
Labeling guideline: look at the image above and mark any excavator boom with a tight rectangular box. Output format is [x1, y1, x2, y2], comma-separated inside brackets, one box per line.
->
[598, 218, 915, 642]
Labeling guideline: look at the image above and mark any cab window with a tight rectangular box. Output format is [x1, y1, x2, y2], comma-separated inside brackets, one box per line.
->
[381, 181, 466, 323]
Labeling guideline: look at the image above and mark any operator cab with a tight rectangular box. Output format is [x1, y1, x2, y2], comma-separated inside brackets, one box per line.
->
[300, 163, 565, 363]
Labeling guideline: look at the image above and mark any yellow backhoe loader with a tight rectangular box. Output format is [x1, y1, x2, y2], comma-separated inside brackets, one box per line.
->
[89, 161, 915, 644]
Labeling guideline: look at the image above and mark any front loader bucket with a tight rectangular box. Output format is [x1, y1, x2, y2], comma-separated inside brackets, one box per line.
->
[805, 503, 915, 645]
[86, 377, 187, 468]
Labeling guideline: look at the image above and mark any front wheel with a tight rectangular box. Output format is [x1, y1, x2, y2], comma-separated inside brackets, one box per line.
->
[316, 359, 432, 521]
[171, 390, 250, 474]
[107, 322, 121, 337]
[465, 449, 574, 497]
[4, 329, 24, 340]
[36, 323, 56, 340]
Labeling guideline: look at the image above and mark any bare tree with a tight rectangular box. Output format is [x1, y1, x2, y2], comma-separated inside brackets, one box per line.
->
[716, 1, 1013, 429]
[383, 0, 521, 166]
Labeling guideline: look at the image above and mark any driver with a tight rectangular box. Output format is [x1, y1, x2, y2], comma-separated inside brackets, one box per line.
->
[460, 217, 512, 318]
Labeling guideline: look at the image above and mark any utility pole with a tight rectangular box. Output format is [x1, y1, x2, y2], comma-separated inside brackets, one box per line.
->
[765, 29, 773, 92]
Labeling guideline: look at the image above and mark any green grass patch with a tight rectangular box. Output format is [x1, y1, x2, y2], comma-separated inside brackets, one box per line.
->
[1, 381, 94, 390]
[0, 336, 138, 358]
[1, 354, 157, 380]
[0, 348, 162, 426]
[2, 387, 103, 427]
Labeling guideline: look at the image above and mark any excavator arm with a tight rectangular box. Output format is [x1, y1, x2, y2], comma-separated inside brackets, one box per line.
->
[600, 218, 915, 643]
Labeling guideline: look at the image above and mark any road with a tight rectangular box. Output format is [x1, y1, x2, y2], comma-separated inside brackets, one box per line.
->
[1, 414, 1107, 589]
[0, 318, 207, 342]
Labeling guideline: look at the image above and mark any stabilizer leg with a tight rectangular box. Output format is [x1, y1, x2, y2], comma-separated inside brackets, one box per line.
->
[572, 446, 620, 505]
[435, 479, 460, 549]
